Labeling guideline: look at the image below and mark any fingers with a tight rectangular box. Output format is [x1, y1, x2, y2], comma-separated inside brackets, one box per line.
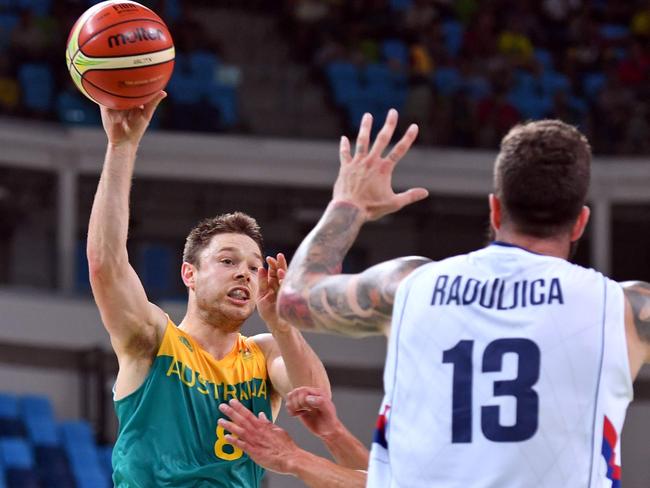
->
[276, 253, 287, 272]
[217, 417, 245, 437]
[340, 136, 352, 164]
[394, 187, 429, 210]
[143, 90, 167, 120]
[355, 113, 373, 158]
[368, 108, 398, 160]
[219, 398, 264, 429]
[386, 123, 418, 166]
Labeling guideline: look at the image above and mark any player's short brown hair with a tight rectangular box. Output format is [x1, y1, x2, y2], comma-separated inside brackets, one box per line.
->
[183, 212, 264, 267]
[494, 120, 591, 238]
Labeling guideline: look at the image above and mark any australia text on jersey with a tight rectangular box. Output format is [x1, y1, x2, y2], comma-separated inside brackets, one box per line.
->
[165, 358, 268, 402]
[431, 275, 564, 309]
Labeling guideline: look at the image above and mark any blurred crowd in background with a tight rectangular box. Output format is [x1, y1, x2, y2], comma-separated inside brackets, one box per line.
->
[0, 0, 649, 154]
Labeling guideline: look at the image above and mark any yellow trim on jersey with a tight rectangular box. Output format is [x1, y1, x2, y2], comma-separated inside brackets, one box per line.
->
[157, 319, 267, 386]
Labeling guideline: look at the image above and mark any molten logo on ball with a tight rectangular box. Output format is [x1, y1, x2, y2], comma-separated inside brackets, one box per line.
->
[108, 27, 164, 48]
[66, 0, 175, 110]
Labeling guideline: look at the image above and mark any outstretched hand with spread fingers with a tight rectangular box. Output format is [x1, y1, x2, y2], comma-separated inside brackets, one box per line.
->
[100, 90, 167, 147]
[334, 109, 429, 221]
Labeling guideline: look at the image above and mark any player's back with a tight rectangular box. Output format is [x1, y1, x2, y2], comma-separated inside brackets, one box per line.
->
[367, 242, 633, 488]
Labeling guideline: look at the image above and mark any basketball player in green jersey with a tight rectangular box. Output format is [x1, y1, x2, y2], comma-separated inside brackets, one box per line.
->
[87, 91, 331, 487]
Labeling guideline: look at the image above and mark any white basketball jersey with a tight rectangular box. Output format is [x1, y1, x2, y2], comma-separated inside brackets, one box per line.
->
[367, 242, 633, 488]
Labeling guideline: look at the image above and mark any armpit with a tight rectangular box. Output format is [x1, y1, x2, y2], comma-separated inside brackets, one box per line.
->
[622, 281, 650, 343]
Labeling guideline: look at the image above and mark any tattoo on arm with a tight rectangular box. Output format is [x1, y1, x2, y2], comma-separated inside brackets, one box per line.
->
[295, 257, 429, 337]
[622, 281, 650, 343]
[281, 201, 430, 336]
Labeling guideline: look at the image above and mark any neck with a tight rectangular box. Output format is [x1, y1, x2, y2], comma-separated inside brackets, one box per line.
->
[178, 304, 242, 360]
[494, 228, 572, 259]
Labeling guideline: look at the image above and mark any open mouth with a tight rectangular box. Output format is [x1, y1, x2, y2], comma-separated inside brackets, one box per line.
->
[227, 287, 250, 301]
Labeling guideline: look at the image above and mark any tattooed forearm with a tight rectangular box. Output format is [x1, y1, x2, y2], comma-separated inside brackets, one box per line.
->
[278, 199, 431, 336]
[622, 281, 650, 343]
[304, 257, 431, 337]
[293, 201, 365, 278]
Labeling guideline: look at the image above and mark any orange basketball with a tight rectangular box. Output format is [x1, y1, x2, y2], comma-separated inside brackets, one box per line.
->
[66, 1, 175, 110]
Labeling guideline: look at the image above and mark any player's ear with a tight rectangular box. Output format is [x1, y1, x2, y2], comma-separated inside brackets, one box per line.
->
[181, 262, 196, 289]
[570, 206, 590, 241]
[489, 193, 501, 231]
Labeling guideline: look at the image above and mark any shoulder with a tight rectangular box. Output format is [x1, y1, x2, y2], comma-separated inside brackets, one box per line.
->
[247, 333, 276, 357]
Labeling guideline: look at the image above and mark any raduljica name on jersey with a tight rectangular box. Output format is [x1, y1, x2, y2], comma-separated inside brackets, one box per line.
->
[431, 275, 564, 309]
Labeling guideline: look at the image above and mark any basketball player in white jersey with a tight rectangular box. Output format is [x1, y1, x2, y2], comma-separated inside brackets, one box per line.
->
[277, 109, 650, 487]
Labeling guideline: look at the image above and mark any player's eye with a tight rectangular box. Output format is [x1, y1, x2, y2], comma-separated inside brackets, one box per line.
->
[221, 258, 233, 265]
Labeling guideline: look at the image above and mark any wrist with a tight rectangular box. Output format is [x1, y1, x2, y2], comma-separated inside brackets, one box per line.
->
[318, 420, 346, 444]
[107, 141, 139, 154]
[267, 318, 294, 335]
[284, 447, 314, 476]
[327, 199, 369, 223]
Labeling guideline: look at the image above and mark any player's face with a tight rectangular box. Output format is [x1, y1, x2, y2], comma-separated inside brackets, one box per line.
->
[192, 233, 263, 330]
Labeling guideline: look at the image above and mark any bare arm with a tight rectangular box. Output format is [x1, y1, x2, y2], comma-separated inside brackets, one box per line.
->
[254, 254, 331, 407]
[287, 387, 369, 470]
[621, 281, 650, 378]
[279, 110, 430, 337]
[87, 92, 168, 358]
[218, 399, 366, 488]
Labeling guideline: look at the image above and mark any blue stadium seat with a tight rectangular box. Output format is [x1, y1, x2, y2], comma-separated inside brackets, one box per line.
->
[432, 67, 462, 96]
[97, 445, 112, 480]
[583, 72, 606, 100]
[442, 20, 464, 57]
[381, 39, 409, 67]
[0, 438, 33, 470]
[18, 62, 54, 113]
[74, 468, 110, 488]
[161, 0, 182, 22]
[166, 73, 204, 105]
[20, 395, 54, 422]
[0, 395, 24, 438]
[57, 90, 101, 126]
[137, 243, 176, 299]
[0, 396, 18, 420]
[189, 50, 219, 82]
[326, 61, 363, 106]
[0, 14, 19, 49]
[534, 48, 554, 71]
[59, 421, 94, 448]
[507, 91, 552, 119]
[463, 75, 491, 100]
[208, 85, 239, 128]
[25, 417, 58, 447]
[540, 71, 570, 96]
[600, 24, 629, 40]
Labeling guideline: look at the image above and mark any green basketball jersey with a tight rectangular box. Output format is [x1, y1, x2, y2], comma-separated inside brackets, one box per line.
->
[112, 319, 272, 487]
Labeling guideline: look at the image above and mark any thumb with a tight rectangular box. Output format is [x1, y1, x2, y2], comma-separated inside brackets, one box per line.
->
[143, 90, 167, 120]
[306, 395, 322, 407]
[394, 187, 429, 210]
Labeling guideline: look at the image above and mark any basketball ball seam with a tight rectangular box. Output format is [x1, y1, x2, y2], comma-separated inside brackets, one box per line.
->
[81, 61, 174, 99]
[73, 17, 168, 62]
[83, 58, 173, 74]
